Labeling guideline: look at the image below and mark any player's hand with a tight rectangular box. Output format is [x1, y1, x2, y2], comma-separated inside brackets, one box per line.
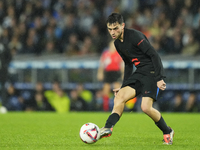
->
[113, 88, 120, 96]
[157, 80, 166, 90]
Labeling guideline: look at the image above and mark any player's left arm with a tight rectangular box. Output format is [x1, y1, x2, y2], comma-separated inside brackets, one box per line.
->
[145, 45, 165, 81]
[142, 45, 166, 90]
[135, 35, 166, 90]
[157, 79, 166, 90]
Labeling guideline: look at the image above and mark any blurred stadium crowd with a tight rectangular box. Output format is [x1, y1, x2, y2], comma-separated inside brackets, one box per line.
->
[1, 0, 200, 113]
[0, 0, 200, 56]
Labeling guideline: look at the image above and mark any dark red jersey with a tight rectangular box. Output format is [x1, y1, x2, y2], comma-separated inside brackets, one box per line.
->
[114, 28, 165, 85]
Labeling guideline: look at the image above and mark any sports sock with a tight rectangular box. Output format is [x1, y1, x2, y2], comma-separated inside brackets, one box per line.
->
[105, 113, 120, 128]
[155, 116, 171, 134]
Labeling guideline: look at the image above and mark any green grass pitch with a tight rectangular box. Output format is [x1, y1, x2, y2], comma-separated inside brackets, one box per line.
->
[0, 112, 200, 150]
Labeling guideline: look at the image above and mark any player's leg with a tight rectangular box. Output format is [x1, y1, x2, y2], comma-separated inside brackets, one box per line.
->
[100, 86, 136, 138]
[111, 86, 136, 116]
[141, 97, 174, 144]
[141, 97, 161, 122]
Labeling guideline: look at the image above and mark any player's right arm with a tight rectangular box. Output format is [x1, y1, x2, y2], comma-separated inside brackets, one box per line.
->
[114, 43, 133, 83]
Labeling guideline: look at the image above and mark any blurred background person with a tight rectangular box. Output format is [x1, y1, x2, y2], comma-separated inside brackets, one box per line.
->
[94, 89, 103, 111]
[20, 87, 35, 111]
[97, 40, 123, 111]
[64, 33, 81, 56]
[76, 84, 93, 111]
[5, 83, 24, 111]
[69, 89, 87, 111]
[79, 36, 97, 55]
[44, 81, 70, 113]
[0, 43, 12, 106]
[173, 90, 198, 112]
[181, 27, 200, 56]
[42, 40, 58, 55]
[33, 82, 53, 111]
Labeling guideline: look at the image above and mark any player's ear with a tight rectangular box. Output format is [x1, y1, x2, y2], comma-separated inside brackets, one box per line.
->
[121, 23, 125, 29]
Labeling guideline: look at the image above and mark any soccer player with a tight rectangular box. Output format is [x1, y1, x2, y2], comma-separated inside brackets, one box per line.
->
[100, 13, 174, 145]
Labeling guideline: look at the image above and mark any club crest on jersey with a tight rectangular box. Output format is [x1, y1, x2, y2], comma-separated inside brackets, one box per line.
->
[145, 91, 151, 94]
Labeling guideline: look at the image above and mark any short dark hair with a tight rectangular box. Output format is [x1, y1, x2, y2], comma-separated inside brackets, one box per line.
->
[106, 13, 124, 25]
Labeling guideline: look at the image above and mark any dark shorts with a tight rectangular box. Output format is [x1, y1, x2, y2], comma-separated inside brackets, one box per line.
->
[121, 72, 159, 101]
[104, 71, 121, 83]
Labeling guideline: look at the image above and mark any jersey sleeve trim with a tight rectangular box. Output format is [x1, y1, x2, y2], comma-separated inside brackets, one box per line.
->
[137, 39, 144, 46]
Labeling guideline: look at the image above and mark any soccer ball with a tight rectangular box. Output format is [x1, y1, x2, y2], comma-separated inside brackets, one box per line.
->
[79, 123, 100, 144]
[0, 106, 7, 114]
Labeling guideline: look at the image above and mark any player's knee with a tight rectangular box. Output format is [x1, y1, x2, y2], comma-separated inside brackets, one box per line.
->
[114, 94, 127, 105]
[141, 103, 151, 114]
